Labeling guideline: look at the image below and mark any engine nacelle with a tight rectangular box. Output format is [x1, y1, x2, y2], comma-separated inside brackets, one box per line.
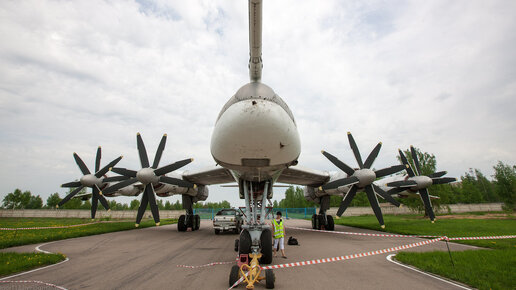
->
[154, 172, 209, 202]
[304, 171, 351, 204]
[117, 185, 140, 197]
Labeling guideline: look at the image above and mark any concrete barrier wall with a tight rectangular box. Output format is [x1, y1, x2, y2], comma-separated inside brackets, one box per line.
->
[0, 209, 186, 219]
[0, 203, 503, 219]
[326, 203, 504, 217]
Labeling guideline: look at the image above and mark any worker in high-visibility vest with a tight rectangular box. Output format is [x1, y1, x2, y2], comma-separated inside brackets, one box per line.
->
[272, 211, 287, 259]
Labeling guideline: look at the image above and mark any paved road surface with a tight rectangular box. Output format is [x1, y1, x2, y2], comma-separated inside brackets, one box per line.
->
[1, 219, 475, 289]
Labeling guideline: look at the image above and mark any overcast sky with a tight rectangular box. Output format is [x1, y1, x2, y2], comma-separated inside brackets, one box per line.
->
[1, 0, 515, 207]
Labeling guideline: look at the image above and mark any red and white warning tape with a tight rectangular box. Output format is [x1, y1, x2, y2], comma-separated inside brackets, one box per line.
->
[261, 236, 445, 270]
[287, 226, 440, 238]
[177, 260, 236, 269]
[288, 226, 516, 241]
[448, 235, 516, 241]
[0, 280, 67, 289]
[0, 221, 122, 231]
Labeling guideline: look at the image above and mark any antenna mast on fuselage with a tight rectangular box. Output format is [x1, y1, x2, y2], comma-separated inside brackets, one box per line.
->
[248, 0, 263, 82]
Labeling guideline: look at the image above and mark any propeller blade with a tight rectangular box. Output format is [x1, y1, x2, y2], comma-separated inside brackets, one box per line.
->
[363, 142, 382, 169]
[95, 146, 101, 173]
[154, 158, 194, 176]
[135, 188, 150, 225]
[91, 188, 98, 219]
[61, 181, 82, 188]
[102, 178, 138, 194]
[58, 185, 85, 207]
[387, 187, 407, 196]
[386, 180, 417, 188]
[410, 146, 422, 175]
[321, 176, 359, 191]
[95, 185, 110, 211]
[102, 175, 129, 183]
[365, 185, 385, 227]
[347, 132, 363, 168]
[418, 188, 435, 222]
[159, 176, 195, 188]
[431, 177, 457, 185]
[375, 164, 407, 178]
[398, 149, 415, 177]
[428, 171, 447, 178]
[372, 184, 401, 207]
[136, 133, 150, 168]
[95, 156, 123, 178]
[336, 185, 358, 216]
[145, 185, 160, 225]
[111, 167, 137, 178]
[321, 151, 355, 175]
[152, 134, 167, 169]
[73, 153, 91, 175]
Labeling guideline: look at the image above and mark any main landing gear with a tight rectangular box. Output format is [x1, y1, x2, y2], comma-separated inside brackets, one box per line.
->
[311, 195, 335, 231]
[177, 195, 200, 232]
[229, 180, 275, 289]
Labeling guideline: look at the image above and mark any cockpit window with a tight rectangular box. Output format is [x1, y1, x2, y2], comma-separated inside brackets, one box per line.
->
[216, 85, 296, 125]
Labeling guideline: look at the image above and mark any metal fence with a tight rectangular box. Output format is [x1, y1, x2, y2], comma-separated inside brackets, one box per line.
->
[193, 207, 317, 220]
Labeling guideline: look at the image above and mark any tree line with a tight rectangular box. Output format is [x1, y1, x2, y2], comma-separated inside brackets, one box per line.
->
[1, 188, 231, 211]
[272, 148, 515, 212]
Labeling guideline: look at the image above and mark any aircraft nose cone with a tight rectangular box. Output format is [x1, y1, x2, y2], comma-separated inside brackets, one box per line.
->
[211, 99, 300, 167]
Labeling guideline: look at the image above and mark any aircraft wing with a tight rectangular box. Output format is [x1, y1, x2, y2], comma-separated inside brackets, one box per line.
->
[276, 166, 330, 187]
[182, 166, 236, 185]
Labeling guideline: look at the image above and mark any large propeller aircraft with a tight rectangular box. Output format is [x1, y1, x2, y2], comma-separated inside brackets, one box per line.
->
[59, 0, 456, 267]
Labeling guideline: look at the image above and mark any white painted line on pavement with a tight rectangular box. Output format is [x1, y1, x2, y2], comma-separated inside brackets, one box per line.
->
[386, 254, 471, 290]
[0, 241, 69, 288]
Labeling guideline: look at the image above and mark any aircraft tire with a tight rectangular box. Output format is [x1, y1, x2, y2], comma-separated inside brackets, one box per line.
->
[238, 229, 252, 256]
[326, 215, 334, 231]
[259, 229, 273, 264]
[178, 215, 187, 232]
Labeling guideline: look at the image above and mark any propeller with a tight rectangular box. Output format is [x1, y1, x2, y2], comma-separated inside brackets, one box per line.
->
[59, 147, 123, 219]
[387, 146, 457, 222]
[102, 133, 195, 227]
[320, 132, 407, 228]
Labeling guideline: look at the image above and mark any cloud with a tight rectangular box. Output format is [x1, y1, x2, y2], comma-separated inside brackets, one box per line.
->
[0, 0, 515, 206]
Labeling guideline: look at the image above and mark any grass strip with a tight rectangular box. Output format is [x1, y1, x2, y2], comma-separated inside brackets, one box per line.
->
[0, 218, 177, 249]
[0, 252, 66, 277]
[396, 249, 516, 290]
[334, 213, 516, 289]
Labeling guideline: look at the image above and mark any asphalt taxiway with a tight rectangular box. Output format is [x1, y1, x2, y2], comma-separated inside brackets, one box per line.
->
[1, 219, 475, 289]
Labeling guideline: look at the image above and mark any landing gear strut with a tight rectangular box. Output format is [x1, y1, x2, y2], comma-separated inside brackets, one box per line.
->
[178, 195, 200, 232]
[311, 195, 335, 231]
[229, 180, 274, 288]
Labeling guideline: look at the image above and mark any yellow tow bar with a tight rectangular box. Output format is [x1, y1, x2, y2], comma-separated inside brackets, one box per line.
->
[240, 253, 265, 289]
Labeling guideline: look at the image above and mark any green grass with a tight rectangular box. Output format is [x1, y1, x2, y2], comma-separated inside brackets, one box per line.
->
[334, 213, 516, 289]
[0, 218, 177, 249]
[396, 249, 516, 290]
[0, 252, 66, 277]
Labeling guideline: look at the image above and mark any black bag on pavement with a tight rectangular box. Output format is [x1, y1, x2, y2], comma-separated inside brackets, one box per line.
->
[287, 236, 299, 245]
